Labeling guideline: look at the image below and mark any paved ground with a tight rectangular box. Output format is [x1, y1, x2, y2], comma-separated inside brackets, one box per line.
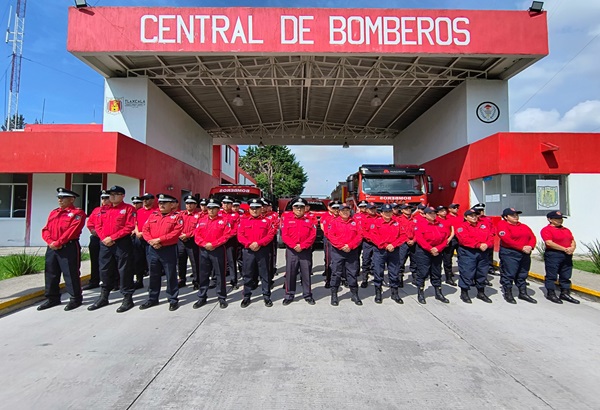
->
[1, 249, 599, 409]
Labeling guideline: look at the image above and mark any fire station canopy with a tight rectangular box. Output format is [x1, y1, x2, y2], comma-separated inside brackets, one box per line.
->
[67, 7, 548, 146]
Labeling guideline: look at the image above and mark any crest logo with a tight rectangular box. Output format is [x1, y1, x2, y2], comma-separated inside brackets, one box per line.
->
[107, 98, 123, 114]
[476, 101, 500, 123]
[537, 185, 559, 209]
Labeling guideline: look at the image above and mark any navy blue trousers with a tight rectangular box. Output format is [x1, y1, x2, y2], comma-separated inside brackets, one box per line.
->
[330, 247, 360, 289]
[361, 241, 375, 277]
[372, 247, 400, 288]
[177, 238, 199, 283]
[132, 235, 148, 282]
[198, 245, 227, 301]
[242, 246, 271, 298]
[414, 245, 443, 287]
[44, 241, 82, 303]
[499, 246, 531, 289]
[99, 236, 134, 295]
[147, 244, 179, 304]
[397, 242, 411, 275]
[544, 249, 573, 291]
[284, 247, 313, 299]
[457, 246, 489, 290]
[443, 237, 458, 275]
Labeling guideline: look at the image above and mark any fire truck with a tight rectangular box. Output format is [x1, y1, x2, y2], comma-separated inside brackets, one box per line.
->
[208, 184, 262, 209]
[346, 164, 432, 208]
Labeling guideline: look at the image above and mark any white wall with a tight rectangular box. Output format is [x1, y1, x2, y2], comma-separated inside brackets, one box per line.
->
[106, 175, 139, 202]
[221, 146, 236, 180]
[393, 79, 509, 164]
[0, 219, 26, 246]
[145, 81, 213, 174]
[29, 174, 65, 247]
[103, 77, 148, 143]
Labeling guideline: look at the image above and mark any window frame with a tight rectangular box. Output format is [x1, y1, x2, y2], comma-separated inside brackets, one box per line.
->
[0, 182, 28, 219]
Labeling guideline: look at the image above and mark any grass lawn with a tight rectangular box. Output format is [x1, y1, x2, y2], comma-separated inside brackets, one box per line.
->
[0, 252, 90, 281]
[573, 259, 600, 274]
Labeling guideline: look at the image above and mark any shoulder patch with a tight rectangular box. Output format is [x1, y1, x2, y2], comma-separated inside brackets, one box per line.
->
[499, 231, 505, 236]
[75, 215, 82, 221]
[480, 224, 486, 229]
[351, 221, 356, 226]
[120, 209, 126, 214]
[438, 223, 444, 228]
[457, 227, 463, 233]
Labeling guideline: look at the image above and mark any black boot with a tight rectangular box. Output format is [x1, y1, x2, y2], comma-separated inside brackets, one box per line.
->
[37, 299, 61, 311]
[350, 288, 363, 306]
[360, 272, 369, 288]
[374, 287, 383, 304]
[417, 287, 426, 304]
[391, 287, 403, 304]
[546, 289, 562, 304]
[399, 275, 404, 288]
[330, 287, 339, 306]
[460, 288, 472, 304]
[87, 288, 110, 311]
[476, 289, 492, 303]
[560, 289, 580, 304]
[503, 286, 517, 304]
[116, 294, 134, 313]
[518, 287, 537, 304]
[434, 286, 449, 303]
[445, 273, 457, 286]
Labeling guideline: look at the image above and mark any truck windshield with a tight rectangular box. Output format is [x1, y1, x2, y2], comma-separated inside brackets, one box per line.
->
[211, 193, 260, 203]
[362, 176, 423, 195]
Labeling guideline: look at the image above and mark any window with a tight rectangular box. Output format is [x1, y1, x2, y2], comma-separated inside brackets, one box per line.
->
[71, 173, 102, 215]
[0, 174, 28, 218]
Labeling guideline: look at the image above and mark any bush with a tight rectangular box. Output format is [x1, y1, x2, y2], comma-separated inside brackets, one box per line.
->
[0, 253, 45, 279]
[535, 240, 546, 261]
[582, 240, 600, 274]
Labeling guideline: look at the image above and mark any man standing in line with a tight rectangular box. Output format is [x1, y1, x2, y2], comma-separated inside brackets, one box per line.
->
[84, 189, 111, 291]
[359, 202, 379, 288]
[132, 193, 157, 289]
[130, 195, 145, 289]
[87, 185, 137, 313]
[178, 195, 201, 289]
[38, 188, 87, 311]
[220, 195, 241, 289]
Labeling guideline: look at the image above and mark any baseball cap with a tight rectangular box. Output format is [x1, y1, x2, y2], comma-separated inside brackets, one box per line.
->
[417, 203, 427, 210]
[502, 207, 522, 217]
[464, 209, 478, 217]
[140, 193, 154, 200]
[449, 203, 460, 209]
[423, 206, 437, 214]
[436, 205, 448, 212]
[546, 210, 567, 219]
[107, 185, 126, 195]
[381, 204, 393, 212]
[339, 204, 352, 211]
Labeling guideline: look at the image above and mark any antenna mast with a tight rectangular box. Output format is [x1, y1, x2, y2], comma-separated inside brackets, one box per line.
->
[5, 0, 27, 131]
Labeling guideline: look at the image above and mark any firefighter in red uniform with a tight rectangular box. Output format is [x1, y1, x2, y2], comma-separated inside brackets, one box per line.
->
[497, 208, 537, 304]
[87, 185, 137, 313]
[238, 199, 277, 308]
[281, 198, 317, 305]
[38, 188, 87, 311]
[445, 203, 461, 283]
[132, 193, 157, 289]
[193, 198, 233, 309]
[139, 194, 184, 311]
[455, 209, 494, 303]
[220, 195, 241, 289]
[396, 204, 416, 287]
[413, 206, 451, 304]
[436, 205, 457, 286]
[472, 203, 497, 279]
[541, 211, 579, 304]
[84, 190, 113, 290]
[321, 200, 341, 288]
[371, 204, 404, 304]
[130, 196, 144, 290]
[327, 204, 364, 306]
[178, 195, 201, 289]
[262, 198, 280, 285]
[360, 202, 379, 288]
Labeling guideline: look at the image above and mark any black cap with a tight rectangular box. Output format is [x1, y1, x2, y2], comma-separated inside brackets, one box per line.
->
[56, 187, 79, 198]
[108, 185, 126, 195]
[400, 204, 412, 210]
[502, 207, 522, 217]
[261, 197, 271, 206]
[157, 193, 177, 202]
[100, 189, 110, 199]
[184, 195, 198, 204]
[391, 203, 400, 208]
[436, 205, 448, 212]
[546, 210, 567, 219]
[381, 204, 393, 212]
[330, 200, 341, 209]
[131, 196, 142, 203]
[449, 203, 460, 209]
[417, 203, 427, 210]
[140, 192, 154, 200]
[206, 198, 221, 208]
[249, 198, 263, 208]
[339, 204, 352, 211]
[366, 202, 377, 209]
[464, 209, 478, 217]
[423, 206, 437, 214]
[199, 198, 207, 206]
[293, 198, 308, 207]
[357, 200, 369, 207]
[222, 195, 233, 203]
[472, 203, 486, 210]
[232, 201, 241, 206]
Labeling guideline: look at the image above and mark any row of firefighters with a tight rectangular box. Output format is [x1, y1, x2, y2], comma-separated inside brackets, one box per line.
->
[37, 185, 581, 312]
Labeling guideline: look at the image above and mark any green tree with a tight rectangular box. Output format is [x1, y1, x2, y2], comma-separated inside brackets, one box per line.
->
[1, 114, 26, 131]
[239, 145, 308, 200]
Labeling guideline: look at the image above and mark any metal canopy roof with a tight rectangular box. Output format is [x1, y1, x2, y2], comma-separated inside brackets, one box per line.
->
[82, 52, 539, 146]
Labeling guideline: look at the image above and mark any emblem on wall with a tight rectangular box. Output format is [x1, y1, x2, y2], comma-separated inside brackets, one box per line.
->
[107, 98, 123, 114]
[476, 101, 500, 123]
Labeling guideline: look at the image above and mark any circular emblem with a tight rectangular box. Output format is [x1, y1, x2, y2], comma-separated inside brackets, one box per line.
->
[476, 101, 500, 123]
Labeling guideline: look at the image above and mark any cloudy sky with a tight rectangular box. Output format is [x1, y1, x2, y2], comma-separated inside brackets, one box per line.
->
[2, 0, 598, 196]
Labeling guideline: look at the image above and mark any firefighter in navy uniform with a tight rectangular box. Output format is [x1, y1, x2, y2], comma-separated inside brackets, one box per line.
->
[541, 211, 580, 304]
[281, 198, 317, 305]
[139, 194, 184, 311]
[359, 202, 379, 288]
[38, 188, 87, 311]
[327, 203, 364, 306]
[436, 205, 457, 286]
[130, 195, 145, 290]
[413, 207, 451, 304]
[220, 195, 241, 289]
[497, 208, 537, 304]
[455, 209, 494, 303]
[177, 195, 201, 289]
[87, 185, 137, 313]
[238, 199, 277, 308]
[193, 198, 233, 309]
[397, 204, 416, 287]
[321, 200, 341, 288]
[84, 190, 112, 290]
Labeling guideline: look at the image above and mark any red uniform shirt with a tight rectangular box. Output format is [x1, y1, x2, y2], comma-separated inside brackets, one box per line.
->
[414, 218, 450, 252]
[540, 224, 574, 248]
[136, 206, 157, 231]
[455, 220, 494, 249]
[281, 214, 316, 250]
[220, 209, 241, 235]
[86, 205, 106, 235]
[142, 210, 184, 246]
[96, 202, 136, 241]
[237, 215, 276, 248]
[179, 209, 202, 237]
[194, 214, 233, 248]
[360, 213, 380, 243]
[327, 217, 363, 250]
[497, 220, 536, 251]
[41, 205, 87, 246]
[320, 212, 338, 236]
[371, 217, 403, 249]
[447, 213, 463, 230]
[265, 211, 281, 230]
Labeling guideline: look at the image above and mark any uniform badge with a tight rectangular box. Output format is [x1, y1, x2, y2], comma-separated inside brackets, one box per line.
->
[68, 212, 74, 218]
[370, 224, 375, 229]
[218, 220, 224, 225]
[120, 209, 126, 214]
[438, 224, 444, 227]
[170, 215, 176, 219]
[481, 225, 486, 229]
[457, 227, 463, 233]
[75, 215, 81, 221]
[262, 219, 267, 223]
[499, 231, 506, 236]
[178, 219, 183, 225]
[351, 222, 356, 226]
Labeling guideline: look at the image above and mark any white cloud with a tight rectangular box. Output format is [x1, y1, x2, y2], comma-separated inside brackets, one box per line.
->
[512, 100, 600, 132]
